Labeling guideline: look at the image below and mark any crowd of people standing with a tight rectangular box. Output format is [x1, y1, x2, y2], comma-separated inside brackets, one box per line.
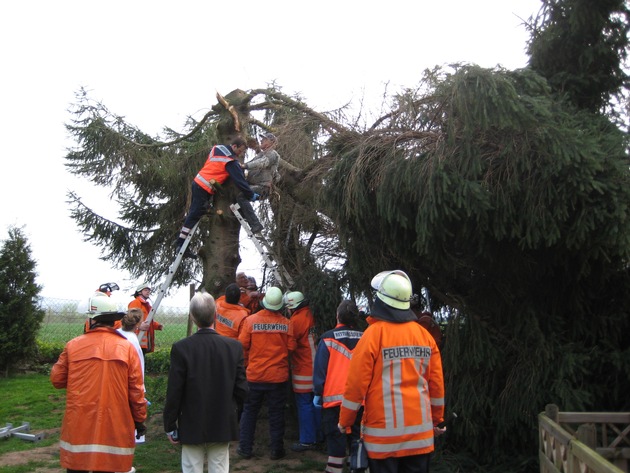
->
[51, 268, 446, 473]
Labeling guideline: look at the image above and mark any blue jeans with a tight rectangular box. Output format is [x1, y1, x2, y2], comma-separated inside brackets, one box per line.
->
[239, 382, 288, 454]
[294, 391, 322, 444]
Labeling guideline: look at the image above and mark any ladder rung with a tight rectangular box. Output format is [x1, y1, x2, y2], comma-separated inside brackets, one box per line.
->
[230, 203, 294, 288]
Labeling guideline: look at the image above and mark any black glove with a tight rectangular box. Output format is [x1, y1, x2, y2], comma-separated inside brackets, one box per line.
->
[135, 422, 147, 439]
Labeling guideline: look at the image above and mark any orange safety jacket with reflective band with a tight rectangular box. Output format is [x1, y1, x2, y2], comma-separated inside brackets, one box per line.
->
[313, 324, 363, 408]
[339, 320, 445, 459]
[50, 327, 147, 472]
[239, 309, 297, 383]
[214, 295, 250, 340]
[194, 145, 237, 193]
[289, 305, 317, 392]
[129, 296, 162, 352]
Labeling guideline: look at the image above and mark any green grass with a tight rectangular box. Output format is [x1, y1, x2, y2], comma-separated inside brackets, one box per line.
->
[0, 373, 328, 473]
[0, 373, 62, 457]
[37, 319, 191, 345]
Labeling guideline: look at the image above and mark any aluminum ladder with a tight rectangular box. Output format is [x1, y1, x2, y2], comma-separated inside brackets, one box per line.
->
[230, 203, 294, 288]
[137, 221, 200, 346]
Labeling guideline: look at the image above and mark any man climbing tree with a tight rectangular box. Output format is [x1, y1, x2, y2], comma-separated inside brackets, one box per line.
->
[175, 136, 262, 255]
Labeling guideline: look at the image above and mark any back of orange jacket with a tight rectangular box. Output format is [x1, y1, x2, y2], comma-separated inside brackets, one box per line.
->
[215, 295, 250, 340]
[339, 320, 444, 459]
[289, 305, 317, 392]
[50, 327, 147, 472]
[239, 309, 297, 383]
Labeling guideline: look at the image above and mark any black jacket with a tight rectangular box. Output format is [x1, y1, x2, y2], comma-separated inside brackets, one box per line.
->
[163, 328, 248, 444]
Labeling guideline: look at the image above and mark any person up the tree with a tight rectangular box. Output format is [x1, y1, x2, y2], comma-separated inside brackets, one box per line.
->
[175, 137, 263, 254]
[241, 132, 280, 199]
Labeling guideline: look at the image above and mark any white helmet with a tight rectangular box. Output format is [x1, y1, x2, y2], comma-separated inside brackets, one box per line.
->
[87, 293, 125, 320]
[136, 283, 151, 293]
[262, 287, 284, 311]
[284, 291, 305, 309]
[371, 270, 413, 310]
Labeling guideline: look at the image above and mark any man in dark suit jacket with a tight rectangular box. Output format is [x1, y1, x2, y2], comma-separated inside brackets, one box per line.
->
[164, 291, 249, 473]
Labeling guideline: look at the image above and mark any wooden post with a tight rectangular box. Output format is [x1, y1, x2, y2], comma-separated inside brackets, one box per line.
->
[545, 404, 559, 423]
[186, 283, 195, 337]
[577, 423, 597, 449]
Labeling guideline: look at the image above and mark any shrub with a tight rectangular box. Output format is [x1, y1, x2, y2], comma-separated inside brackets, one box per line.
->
[144, 347, 171, 375]
[0, 227, 45, 376]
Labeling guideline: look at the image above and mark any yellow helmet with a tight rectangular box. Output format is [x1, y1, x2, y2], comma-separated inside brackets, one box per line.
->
[371, 270, 413, 310]
[262, 287, 284, 311]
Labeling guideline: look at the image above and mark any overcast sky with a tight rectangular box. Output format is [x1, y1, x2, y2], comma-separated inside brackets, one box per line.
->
[0, 0, 542, 307]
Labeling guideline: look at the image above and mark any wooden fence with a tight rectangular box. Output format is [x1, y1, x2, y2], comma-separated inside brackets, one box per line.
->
[539, 404, 630, 473]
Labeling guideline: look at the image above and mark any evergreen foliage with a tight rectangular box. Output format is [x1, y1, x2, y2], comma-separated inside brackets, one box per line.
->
[62, 2, 630, 468]
[65, 88, 218, 287]
[322, 64, 630, 464]
[0, 227, 45, 376]
[527, 0, 630, 115]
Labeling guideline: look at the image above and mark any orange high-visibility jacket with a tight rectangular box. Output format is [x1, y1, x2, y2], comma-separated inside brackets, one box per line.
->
[339, 320, 445, 459]
[289, 305, 317, 392]
[194, 145, 236, 193]
[239, 288, 263, 314]
[50, 327, 147, 472]
[313, 324, 364, 407]
[239, 309, 297, 383]
[214, 295, 250, 340]
[129, 296, 162, 352]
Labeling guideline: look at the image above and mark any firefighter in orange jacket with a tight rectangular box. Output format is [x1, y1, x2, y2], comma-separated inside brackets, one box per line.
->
[175, 137, 262, 254]
[215, 283, 250, 340]
[51, 295, 147, 473]
[129, 283, 163, 354]
[313, 300, 364, 473]
[238, 287, 297, 460]
[285, 291, 321, 452]
[237, 272, 264, 314]
[339, 270, 446, 473]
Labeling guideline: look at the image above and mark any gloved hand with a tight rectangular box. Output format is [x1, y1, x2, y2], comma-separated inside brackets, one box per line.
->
[250, 193, 260, 202]
[135, 422, 146, 439]
[313, 395, 322, 409]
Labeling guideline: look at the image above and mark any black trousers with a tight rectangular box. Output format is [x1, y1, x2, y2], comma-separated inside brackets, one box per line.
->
[368, 453, 431, 473]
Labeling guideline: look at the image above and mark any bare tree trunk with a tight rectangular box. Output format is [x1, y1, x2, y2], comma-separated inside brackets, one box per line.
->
[197, 89, 252, 298]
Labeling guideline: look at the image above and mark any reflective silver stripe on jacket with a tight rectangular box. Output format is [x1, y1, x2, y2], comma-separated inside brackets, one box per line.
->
[431, 396, 445, 406]
[342, 397, 362, 411]
[381, 356, 430, 429]
[292, 374, 314, 390]
[363, 436, 434, 454]
[59, 439, 135, 455]
[195, 174, 215, 190]
[324, 339, 353, 359]
[213, 145, 232, 156]
[363, 420, 434, 437]
[292, 374, 312, 382]
[323, 394, 344, 403]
